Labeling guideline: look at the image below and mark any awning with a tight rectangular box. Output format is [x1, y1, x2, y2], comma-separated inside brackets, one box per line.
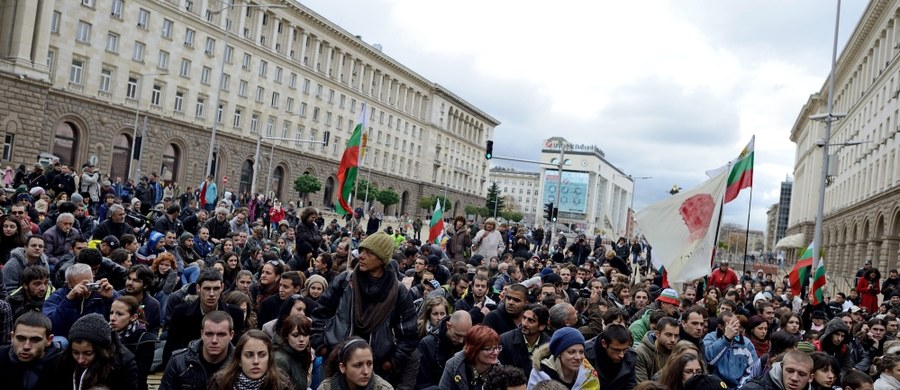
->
[775, 233, 807, 249]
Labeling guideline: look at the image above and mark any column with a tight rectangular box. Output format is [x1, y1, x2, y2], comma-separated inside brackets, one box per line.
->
[2, 0, 37, 62]
[252, 9, 264, 47]
[236, 3, 248, 38]
[299, 30, 308, 66]
[288, 25, 297, 59]
[323, 42, 333, 76]
[31, 0, 55, 68]
[312, 37, 321, 71]
[337, 51, 346, 82]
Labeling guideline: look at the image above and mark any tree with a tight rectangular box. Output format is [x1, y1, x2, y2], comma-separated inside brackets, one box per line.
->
[485, 182, 503, 217]
[418, 195, 434, 211]
[376, 188, 400, 210]
[418, 195, 453, 214]
[351, 179, 379, 205]
[293, 174, 321, 204]
[500, 211, 524, 223]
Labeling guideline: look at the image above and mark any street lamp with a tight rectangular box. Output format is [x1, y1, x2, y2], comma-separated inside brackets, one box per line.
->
[129, 71, 169, 181]
[205, 2, 289, 179]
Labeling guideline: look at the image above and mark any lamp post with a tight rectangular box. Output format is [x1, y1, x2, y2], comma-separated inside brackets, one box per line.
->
[129, 72, 168, 181]
[205, 2, 288, 179]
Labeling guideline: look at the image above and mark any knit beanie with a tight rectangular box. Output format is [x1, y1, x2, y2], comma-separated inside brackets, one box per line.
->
[684, 374, 728, 390]
[306, 274, 328, 291]
[796, 341, 816, 353]
[69, 313, 112, 346]
[70, 193, 84, 204]
[179, 232, 194, 244]
[657, 288, 680, 305]
[359, 232, 394, 264]
[549, 327, 585, 356]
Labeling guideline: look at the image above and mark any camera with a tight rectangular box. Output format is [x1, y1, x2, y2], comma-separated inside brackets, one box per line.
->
[579, 288, 592, 298]
[86, 282, 101, 291]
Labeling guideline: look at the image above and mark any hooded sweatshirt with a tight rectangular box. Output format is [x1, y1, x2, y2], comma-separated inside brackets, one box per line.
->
[528, 343, 600, 389]
[814, 318, 854, 374]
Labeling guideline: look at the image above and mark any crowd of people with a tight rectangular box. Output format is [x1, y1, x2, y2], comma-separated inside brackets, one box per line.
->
[0, 160, 899, 390]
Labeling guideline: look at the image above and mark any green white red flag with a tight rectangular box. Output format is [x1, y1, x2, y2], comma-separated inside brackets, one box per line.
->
[788, 244, 813, 296]
[725, 136, 754, 203]
[810, 255, 827, 305]
[335, 103, 367, 215]
[428, 199, 444, 244]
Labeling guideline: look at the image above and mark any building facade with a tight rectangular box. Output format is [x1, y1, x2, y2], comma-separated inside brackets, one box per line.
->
[775, 179, 792, 249]
[536, 137, 633, 236]
[788, 0, 900, 276]
[488, 167, 540, 224]
[0, 0, 498, 216]
[766, 203, 779, 252]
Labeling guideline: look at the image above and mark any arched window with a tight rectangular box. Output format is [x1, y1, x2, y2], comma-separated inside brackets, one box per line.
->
[272, 166, 284, 200]
[323, 176, 335, 209]
[53, 122, 79, 166]
[110, 134, 132, 181]
[239, 159, 254, 195]
[161, 143, 180, 184]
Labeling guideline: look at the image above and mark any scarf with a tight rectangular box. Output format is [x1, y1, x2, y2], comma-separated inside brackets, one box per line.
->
[331, 373, 376, 390]
[234, 372, 264, 390]
[351, 268, 398, 336]
[117, 320, 146, 341]
[750, 335, 770, 358]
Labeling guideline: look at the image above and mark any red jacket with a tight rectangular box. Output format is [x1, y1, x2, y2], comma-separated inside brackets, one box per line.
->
[268, 207, 285, 224]
[857, 276, 880, 313]
[710, 268, 739, 291]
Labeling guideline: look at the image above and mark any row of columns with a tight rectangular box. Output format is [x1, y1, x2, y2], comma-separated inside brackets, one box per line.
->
[0, 0, 54, 75]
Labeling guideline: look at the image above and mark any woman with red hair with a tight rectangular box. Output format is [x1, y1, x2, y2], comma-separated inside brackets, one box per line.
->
[439, 324, 502, 389]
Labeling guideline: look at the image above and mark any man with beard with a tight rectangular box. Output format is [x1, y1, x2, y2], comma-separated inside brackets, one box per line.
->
[586, 324, 637, 390]
[416, 311, 472, 389]
[454, 274, 497, 324]
[92, 204, 135, 241]
[499, 304, 549, 377]
[203, 208, 231, 245]
[6, 266, 51, 322]
[443, 274, 468, 308]
[119, 264, 161, 334]
[635, 317, 680, 382]
[483, 283, 528, 335]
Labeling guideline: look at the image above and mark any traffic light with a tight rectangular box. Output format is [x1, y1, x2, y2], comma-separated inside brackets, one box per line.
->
[544, 202, 554, 221]
[551, 206, 559, 222]
[485, 140, 494, 160]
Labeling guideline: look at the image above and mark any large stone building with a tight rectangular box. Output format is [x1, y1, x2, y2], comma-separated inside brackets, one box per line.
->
[788, 0, 900, 276]
[488, 167, 541, 224]
[0, 0, 498, 216]
[536, 137, 633, 236]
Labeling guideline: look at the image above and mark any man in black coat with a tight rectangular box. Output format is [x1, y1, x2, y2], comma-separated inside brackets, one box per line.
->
[160, 310, 235, 390]
[483, 283, 528, 336]
[499, 304, 549, 377]
[416, 311, 471, 389]
[256, 271, 302, 328]
[162, 269, 245, 369]
[0, 312, 63, 390]
[586, 324, 637, 390]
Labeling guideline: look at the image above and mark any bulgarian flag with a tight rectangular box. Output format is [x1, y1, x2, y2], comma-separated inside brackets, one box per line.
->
[810, 255, 827, 305]
[788, 244, 813, 296]
[725, 136, 754, 203]
[428, 199, 444, 244]
[335, 104, 368, 215]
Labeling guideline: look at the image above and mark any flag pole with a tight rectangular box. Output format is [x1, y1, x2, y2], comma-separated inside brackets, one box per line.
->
[742, 184, 754, 275]
[354, 102, 368, 211]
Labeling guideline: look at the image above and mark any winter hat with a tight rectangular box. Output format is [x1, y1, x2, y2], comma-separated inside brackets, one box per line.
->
[179, 232, 194, 244]
[29, 187, 45, 197]
[69, 313, 112, 346]
[542, 273, 562, 285]
[427, 255, 441, 266]
[70, 193, 84, 204]
[684, 374, 728, 390]
[648, 285, 663, 300]
[549, 327, 585, 356]
[468, 254, 484, 266]
[101, 235, 120, 250]
[753, 292, 770, 305]
[359, 232, 394, 265]
[796, 341, 816, 353]
[540, 267, 554, 277]
[657, 288, 680, 305]
[428, 279, 441, 291]
[15, 193, 32, 203]
[306, 274, 328, 291]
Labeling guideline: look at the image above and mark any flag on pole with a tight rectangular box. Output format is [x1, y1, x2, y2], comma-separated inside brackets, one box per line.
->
[634, 170, 728, 283]
[428, 199, 444, 244]
[810, 255, 827, 305]
[788, 244, 813, 296]
[335, 105, 367, 215]
[725, 136, 755, 203]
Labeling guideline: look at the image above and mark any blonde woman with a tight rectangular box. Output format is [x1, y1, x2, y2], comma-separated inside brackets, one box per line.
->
[472, 218, 504, 260]
[417, 296, 451, 337]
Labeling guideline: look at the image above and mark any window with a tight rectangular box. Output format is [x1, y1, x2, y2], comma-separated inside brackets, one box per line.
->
[185, 0, 193, 12]
[271, 92, 279, 108]
[299, 103, 307, 117]
[184, 28, 194, 47]
[221, 73, 230, 90]
[205, 37, 215, 55]
[99, 68, 113, 92]
[325, 112, 332, 126]
[250, 114, 259, 133]
[242, 54, 252, 70]
[137, 9, 150, 29]
[200, 66, 211, 84]
[238, 80, 248, 97]
[274, 67, 282, 82]
[233, 108, 242, 128]
[51, 11, 61, 33]
[132, 41, 145, 62]
[259, 60, 268, 76]
[173, 91, 184, 112]
[82, 0, 94, 7]
[224, 46, 233, 63]
[289, 73, 297, 88]
[76, 21, 91, 43]
[69, 59, 84, 84]
[266, 117, 275, 136]
[350, 99, 356, 113]
[2, 134, 14, 161]
[328, 89, 334, 103]
[195, 97, 205, 118]
[151, 84, 162, 106]
[106, 33, 119, 52]
[295, 125, 304, 144]
[312, 107, 320, 121]
[160, 144, 180, 183]
[315, 84, 322, 98]
[281, 121, 289, 137]
[302, 79, 310, 93]
[157, 51, 169, 70]
[179, 59, 190, 77]
[339, 94, 346, 108]
[337, 115, 343, 129]
[161, 19, 173, 39]
[255, 87, 264, 102]
[216, 103, 224, 123]
[126, 76, 138, 99]
[286, 97, 294, 112]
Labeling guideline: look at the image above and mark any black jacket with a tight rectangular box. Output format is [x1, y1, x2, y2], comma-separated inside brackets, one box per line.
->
[204, 218, 231, 241]
[162, 299, 245, 369]
[154, 215, 184, 236]
[58, 339, 139, 390]
[120, 327, 158, 390]
[585, 335, 638, 390]
[498, 326, 549, 377]
[91, 219, 135, 241]
[0, 342, 63, 390]
[5, 286, 44, 322]
[159, 339, 233, 390]
[416, 318, 463, 389]
[257, 294, 284, 329]
[483, 308, 518, 336]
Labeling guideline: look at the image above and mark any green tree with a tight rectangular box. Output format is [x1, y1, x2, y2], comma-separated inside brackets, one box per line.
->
[501, 211, 524, 223]
[418, 195, 434, 211]
[418, 195, 453, 214]
[485, 182, 503, 218]
[351, 179, 379, 204]
[464, 205, 480, 217]
[376, 188, 400, 209]
[293, 174, 321, 204]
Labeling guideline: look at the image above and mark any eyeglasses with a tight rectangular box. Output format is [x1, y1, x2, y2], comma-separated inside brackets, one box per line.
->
[480, 346, 502, 353]
[683, 369, 703, 376]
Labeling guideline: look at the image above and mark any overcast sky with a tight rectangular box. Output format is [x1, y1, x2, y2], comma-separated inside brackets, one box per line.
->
[301, 0, 868, 231]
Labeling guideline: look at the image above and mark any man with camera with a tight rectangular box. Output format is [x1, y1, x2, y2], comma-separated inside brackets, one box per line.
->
[567, 234, 591, 266]
[42, 249, 119, 339]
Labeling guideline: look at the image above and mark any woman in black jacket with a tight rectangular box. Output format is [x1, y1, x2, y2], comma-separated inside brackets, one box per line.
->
[294, 207, 322, 257]
[58, 313, 139, 390]
[110, 296, 157, 390]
